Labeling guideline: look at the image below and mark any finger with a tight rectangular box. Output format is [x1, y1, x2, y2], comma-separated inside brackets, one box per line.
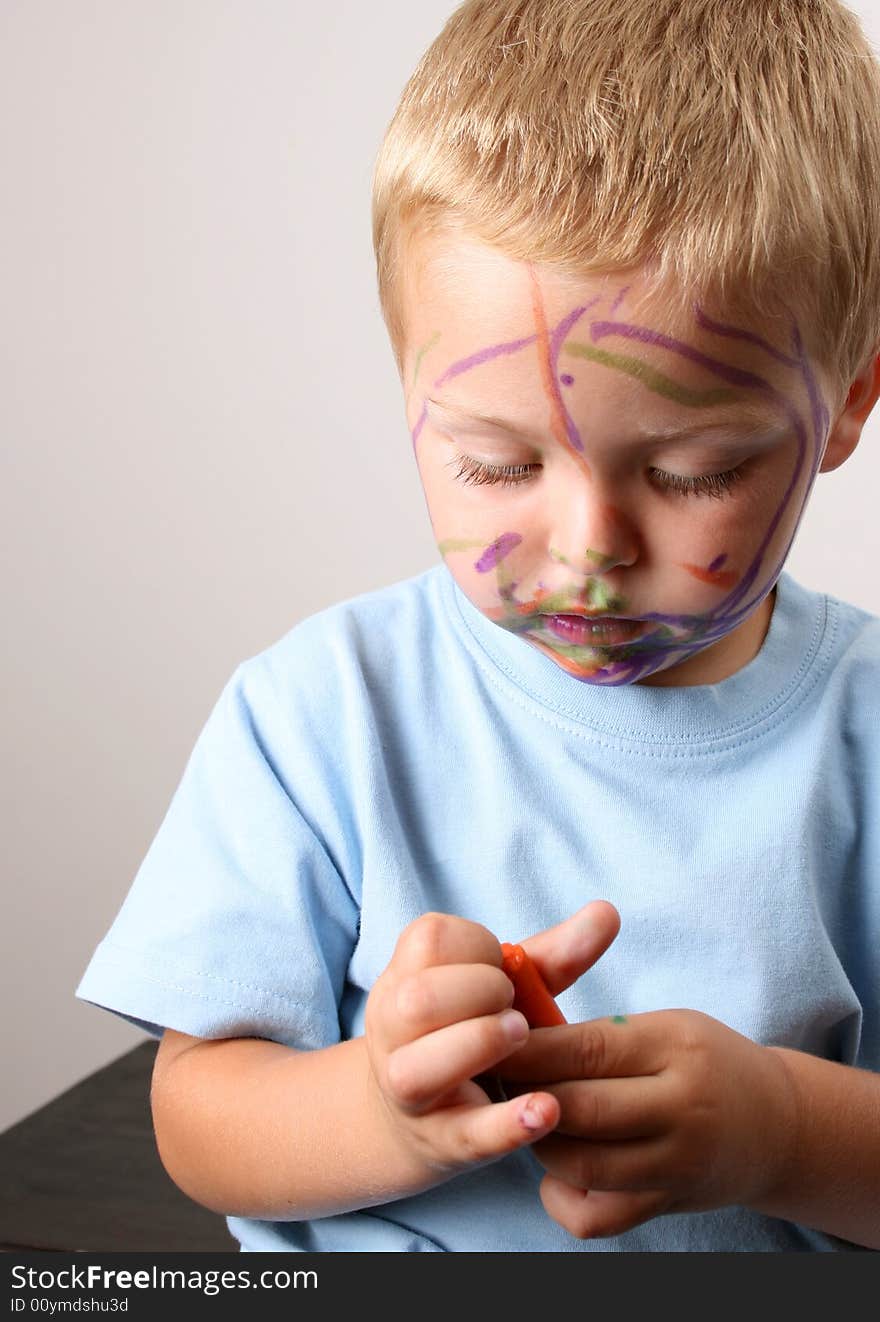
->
[540, 1177, 670, 1240]
[499, 1013, 666, 1084]
[386, 1009, 530, 1112]
[392, 912, 503, 976]
[533, 1131, 672, 1195]
[437, 1090, 561, 1170]
[545, 1075, 669, 1141]
[394, 963, 515, 1040]
[519, 901, 621, 996]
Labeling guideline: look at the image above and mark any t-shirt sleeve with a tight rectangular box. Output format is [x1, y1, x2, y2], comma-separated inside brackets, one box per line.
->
[75, 659, 360, 1048]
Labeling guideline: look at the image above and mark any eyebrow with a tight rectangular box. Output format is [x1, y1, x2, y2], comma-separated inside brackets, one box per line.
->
[424, 396, 791, 446]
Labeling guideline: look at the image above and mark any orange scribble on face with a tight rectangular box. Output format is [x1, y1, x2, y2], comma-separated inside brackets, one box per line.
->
[530, 584, 556, 608]
[526, 264, 591, 479]
[679, 562, 739, 589]
[528, 637, 606, 678]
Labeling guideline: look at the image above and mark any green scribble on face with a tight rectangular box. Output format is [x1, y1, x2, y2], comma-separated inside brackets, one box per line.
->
[411, 331, 442, 390]
[548, 641, 623, 662]
[563, 341, 740, 410]
[437, 537, 486, 558]
[550, 546, 618, 575]
[584, 548, 618, 572]
[585, 578, 618, 611]
[610, 1014, 628, 1024]
[496, 556, 516, 596]
[532, 578, 626, 615]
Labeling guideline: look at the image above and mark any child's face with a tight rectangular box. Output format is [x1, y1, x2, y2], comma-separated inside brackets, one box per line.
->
[401, 232, 868, 686]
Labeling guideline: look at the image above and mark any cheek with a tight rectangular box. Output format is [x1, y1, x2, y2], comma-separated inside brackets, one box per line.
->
[656, 480, 811, 612]
[655, 468, 797, 556]
[419, 456, 534, 538]
[608, 496, 740, 590]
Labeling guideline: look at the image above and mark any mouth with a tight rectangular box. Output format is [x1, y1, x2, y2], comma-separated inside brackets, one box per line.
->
[537, 613, 649, 648]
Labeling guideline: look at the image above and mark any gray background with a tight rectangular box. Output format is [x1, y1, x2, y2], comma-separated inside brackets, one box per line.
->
[3, 0, 880, 1133]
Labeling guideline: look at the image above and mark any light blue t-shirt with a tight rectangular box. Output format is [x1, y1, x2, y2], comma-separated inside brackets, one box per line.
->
[76, 565, 880, 1252]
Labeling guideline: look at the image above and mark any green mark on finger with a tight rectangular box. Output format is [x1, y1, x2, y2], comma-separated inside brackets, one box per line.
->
[610, 1014, 628, 1024]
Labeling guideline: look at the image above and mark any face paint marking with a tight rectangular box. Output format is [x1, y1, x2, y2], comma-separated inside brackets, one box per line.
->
[495, 577, 624, 617]
[579, 316, 818, 626]
[694, 305, 800, 368]
[560, 373, 575, 386]
[421, 305, 596, 455]
[791, 322, 832, 466]
[410, 402, 428, 452]
[564, 342, 740, 409]
[434, 331, 541, 386]
[680, 561, 739, 589]
[437, 537, 487, 557]
[550, 546, 618, 573]
[474, 532, 523, 573]
[411, 330, 441, 390]
[414, 282, 830, 685]
[590, 320, 781, 392]
[584, 548, 618, 571]
[527, 274, 600, 461]
[437, 533, 522, 574]
[528, 264, 583, 460]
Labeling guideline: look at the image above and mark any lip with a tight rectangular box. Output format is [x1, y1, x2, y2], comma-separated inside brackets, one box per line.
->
[539, 613, 649, 647]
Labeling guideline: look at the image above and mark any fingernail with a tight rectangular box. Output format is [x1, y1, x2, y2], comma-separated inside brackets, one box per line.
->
[520, 1094, 546, 1131]
[500, 1009, 529, 1044]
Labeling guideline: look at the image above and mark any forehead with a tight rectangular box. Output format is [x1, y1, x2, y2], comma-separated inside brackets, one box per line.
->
[401, 228, 823, 432]
[405, 228, 782, 349]
[404, 229, 851, 468]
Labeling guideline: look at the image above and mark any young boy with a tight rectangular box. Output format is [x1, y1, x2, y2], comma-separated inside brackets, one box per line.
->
[76, 0, 880, 1251]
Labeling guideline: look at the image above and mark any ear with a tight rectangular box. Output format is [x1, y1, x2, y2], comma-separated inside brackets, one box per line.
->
[820, 352, 880, 473]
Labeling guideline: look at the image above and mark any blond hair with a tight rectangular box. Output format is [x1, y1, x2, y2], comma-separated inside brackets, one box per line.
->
[371, 0, 880, 401]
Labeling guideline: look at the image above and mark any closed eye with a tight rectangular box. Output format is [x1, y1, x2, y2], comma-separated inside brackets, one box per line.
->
[448, 451, 746, 499]
[649, 467, 745, 498]
[447, 454, 538, 487]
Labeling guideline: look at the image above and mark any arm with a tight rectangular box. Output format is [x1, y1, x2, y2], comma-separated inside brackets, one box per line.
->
[499, 1011, 880, 1249]
[751, 1047, 880, 1248]
[151, 904, 620, 1222]
[151, 992, 544, 1223]
[151, 1030, 436, 1220]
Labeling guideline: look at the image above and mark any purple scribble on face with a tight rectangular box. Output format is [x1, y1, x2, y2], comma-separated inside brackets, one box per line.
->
[475, 532, 523, 573]
[422, 276, 830, 686]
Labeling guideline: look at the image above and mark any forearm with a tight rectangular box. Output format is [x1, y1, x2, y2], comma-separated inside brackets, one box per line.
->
[151, 1034, 431, 1220]
[751, 1048, 880, 1248]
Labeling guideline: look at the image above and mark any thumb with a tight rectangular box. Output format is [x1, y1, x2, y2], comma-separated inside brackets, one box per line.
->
[518, 900, 620, 997]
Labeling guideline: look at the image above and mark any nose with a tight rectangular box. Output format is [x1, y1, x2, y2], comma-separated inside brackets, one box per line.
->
[547, 477, 641, 576]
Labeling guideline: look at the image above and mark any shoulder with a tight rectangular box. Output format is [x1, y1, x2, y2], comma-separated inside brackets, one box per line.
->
[818, 581, 880, 680]
[224, 565, 452, 728]
[785, 574, 880, 736]
[780, 570, 880, 664]
[271, 565, 445, 658]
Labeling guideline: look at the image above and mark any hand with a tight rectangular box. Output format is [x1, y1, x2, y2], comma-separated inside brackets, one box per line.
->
[498, 1008, 799, 1239]
[363, 902, 620, 1193]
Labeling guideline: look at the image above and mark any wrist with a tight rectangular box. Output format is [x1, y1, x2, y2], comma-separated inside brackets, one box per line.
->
[362, 1040, 451, 1197]
[749, 1045, 805, 1213]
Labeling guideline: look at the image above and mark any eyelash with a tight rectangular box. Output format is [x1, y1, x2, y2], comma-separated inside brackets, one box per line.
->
[448, 453, 745, 499]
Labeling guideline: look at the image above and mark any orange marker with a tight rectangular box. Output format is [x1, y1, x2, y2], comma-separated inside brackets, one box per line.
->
[501, 942, 566, 1028]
